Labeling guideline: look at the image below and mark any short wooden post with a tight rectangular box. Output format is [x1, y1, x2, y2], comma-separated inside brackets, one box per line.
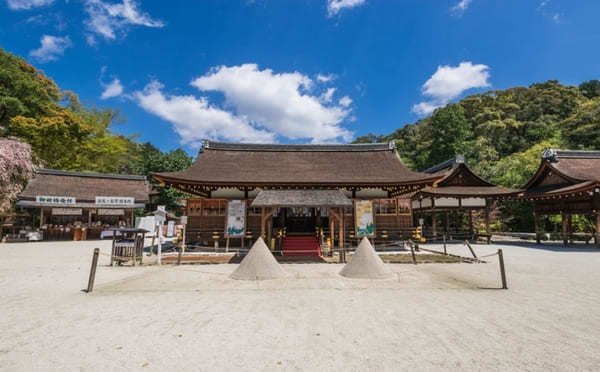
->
[498, 249, 507, 289]
[177, 246, 183, 265]
[86, 248, 100, 293]
[410, 241, 417, 265]
[465, 240, 477, 258]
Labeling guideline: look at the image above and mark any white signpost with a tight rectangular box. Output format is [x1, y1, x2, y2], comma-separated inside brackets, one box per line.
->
[154, 206, 166, 265]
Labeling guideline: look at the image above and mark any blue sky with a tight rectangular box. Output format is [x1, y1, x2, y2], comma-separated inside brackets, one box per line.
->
[1, 0, 599, 154]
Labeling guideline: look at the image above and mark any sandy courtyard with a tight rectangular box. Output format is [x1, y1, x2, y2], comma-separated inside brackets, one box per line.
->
[1, 240, 600, 371]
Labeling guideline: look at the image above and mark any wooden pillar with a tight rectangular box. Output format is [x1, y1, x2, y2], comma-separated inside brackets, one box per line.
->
[338, 208, 345, 263]
[40, 208, 44, 228]
[468, 210, 473, 236]
[595, 214, 600, 247]
[567, 214, 572, 244]
[562, 211, 568, 246]
[329, 209, 335, 255]
[267, 215, 273, 247]
[534, 212, 541, 244]
[445, 212, 449, 233]
[431, 210, 437, 239]
[88, 209, 93, 225]
[130, 209, 135, 227]
[260, 207, 266, 239]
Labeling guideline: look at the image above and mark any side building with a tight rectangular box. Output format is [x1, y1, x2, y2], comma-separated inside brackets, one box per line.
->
[153, 140, 441, 250]
[17, 169, 149, 240]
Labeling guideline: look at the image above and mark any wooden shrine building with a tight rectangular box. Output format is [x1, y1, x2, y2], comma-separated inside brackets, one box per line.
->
[17, 169, 149, 240]
[520, 149, 600, 246]
[411, 155, 520, 242]
[153, 140, 441, 254]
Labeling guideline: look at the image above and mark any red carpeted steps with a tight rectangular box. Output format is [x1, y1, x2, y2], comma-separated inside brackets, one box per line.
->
[282, 236, 322, 257]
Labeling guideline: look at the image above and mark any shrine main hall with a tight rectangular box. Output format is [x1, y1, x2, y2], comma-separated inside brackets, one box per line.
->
[152, 140, 507, 255]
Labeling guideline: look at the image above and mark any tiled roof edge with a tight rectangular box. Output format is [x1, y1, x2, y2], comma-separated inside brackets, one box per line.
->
[36, 169, 147, 181]
[201, 140, 396, 152]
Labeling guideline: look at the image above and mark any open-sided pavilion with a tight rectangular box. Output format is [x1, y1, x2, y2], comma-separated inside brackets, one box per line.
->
[411, 155, 520, 242]
[520, 149, 600, 246]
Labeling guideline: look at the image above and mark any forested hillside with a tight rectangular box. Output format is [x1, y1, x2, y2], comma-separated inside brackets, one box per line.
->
[356, 80, 600, 189]
[0, 47, 191, 210]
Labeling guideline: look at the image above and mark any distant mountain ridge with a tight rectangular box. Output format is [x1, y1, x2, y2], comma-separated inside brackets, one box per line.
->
[354, 80, 600, 189]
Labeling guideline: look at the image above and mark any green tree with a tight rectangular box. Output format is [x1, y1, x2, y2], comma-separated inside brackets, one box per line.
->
[579, 80, 600, 99]
[425, 104, 471, 168]
[133, 143, 194, 212]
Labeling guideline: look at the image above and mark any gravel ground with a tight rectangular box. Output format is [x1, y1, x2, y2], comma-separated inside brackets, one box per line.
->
[1, 239, 599, 371]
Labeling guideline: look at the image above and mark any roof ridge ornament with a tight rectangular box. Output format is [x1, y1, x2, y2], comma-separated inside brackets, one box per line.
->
[542, 148, 558, 162]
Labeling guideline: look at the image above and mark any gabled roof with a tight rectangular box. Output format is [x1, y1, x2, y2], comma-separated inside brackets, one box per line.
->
[521, 149, 600, 198]
[18, 169, 149, 206]
[414, 155, 520, 199]
[153, 140, 439, 188]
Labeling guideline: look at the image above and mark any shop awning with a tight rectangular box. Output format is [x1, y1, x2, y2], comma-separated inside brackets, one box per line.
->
[250, 190, 352, 208]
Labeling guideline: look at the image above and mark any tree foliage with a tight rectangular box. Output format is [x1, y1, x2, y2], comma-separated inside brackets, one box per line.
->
[0, 46, 192, 211]
[355, 79, 600, 232]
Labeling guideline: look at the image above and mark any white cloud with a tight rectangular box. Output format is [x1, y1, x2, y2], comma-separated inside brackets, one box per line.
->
[412, 61, 490, 116]
[29, 35, 72, 63]
[316, 73, 335, 83]
[327, 0, 366, 17]
[133, 81, 275, 146]
[338, 96, 352, 107]
[451, 0, 472, 15]
[552, 13, 560, 23]
[191, 64, 353, 143]
[101, 78, 124, 99]
[320, 87, 336, 103]
[84, 0, 164, 41]
[6, 0, 53, 10]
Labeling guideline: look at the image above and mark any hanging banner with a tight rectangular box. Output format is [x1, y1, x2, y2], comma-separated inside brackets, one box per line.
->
[225, 200, 246, 237]
[355, 200, 375, 237]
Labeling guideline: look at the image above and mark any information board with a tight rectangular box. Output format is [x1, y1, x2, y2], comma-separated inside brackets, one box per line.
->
[225, 200, 246, 237]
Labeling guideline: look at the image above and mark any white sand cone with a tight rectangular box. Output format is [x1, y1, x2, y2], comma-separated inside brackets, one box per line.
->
[230, 237, 287, 280]
[340, 237, 394, 279]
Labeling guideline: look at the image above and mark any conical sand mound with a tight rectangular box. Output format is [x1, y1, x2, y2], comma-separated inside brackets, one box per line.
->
[340, 237, 394, 279]
[230, 237, 287, 280]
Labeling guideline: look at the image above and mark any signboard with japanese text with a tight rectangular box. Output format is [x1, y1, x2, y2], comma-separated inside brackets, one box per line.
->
[36, 196, 76, 205]
[95, 196, 135, 206]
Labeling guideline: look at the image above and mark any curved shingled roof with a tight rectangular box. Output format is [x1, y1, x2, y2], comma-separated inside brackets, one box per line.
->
[153, 140, 439, 187]
[19, 169, 149, 204]
[522, 149, 600, 198]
